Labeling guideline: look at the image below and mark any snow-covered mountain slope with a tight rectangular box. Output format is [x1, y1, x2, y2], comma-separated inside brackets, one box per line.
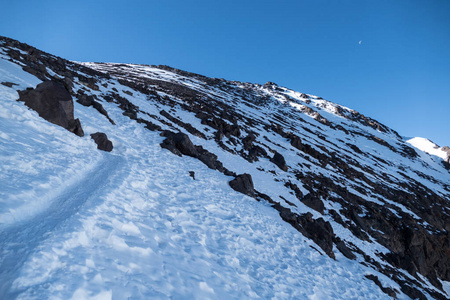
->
[407, 137, 450, 163]
[0, 36, 449, 299]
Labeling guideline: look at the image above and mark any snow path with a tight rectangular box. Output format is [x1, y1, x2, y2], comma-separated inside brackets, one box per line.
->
[0, 153, 125, 298]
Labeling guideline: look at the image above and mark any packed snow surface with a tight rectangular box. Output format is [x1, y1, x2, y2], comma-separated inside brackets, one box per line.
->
[0, 55, 401, 299]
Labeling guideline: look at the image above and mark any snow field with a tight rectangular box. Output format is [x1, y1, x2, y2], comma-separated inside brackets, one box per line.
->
[8, 127, 392, 299]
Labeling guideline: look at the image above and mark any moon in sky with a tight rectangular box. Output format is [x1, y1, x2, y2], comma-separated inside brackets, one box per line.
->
[359, 40, 362, 45]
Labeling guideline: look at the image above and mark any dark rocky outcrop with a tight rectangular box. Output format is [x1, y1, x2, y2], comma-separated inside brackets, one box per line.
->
[247, 145, 268, 162]
[68, 118, 84, 137]
[229, 174, 255, 197]
[301, 193, 325, 214]
[160, 110, 206, 139]
[270, 151, 288, 171]
[77, 94, 94, 107]
[90, 132, 113, 152]
[284, 181, 303, 199]
[160, 131, 235, 176]
[76, 93, 115, 125]
[364, 275, 397, 298]
[299, 213, 335, 259]
[18, 81, 84, 136]
[400, 144, 418, 158]
[335, 239, 356, 260]
[161, 131, 198, 157]
[288, 133, 303, 149]
[272, 204, 336, 259]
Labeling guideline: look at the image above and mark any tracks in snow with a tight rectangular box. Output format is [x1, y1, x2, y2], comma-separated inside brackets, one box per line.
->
[0, 153, 126, 299]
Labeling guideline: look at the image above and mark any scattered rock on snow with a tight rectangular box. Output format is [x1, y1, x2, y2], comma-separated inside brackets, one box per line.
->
[270, 151, 288, 171]
[161, 131, 198, 157]
[271, 204, 336, 259]
[229, 174, 255, 197]
[90, 132, 113, 152]
[62, 76, 74, 90]
[76, 92, 115, 125]
[1, 81, 18, 87]
[335, 239, 356, 260]
[364, 275, 397, 298]
[301, 193, 325, 214]
[77, 94, 94, 107]
[160, 131, 235, 176]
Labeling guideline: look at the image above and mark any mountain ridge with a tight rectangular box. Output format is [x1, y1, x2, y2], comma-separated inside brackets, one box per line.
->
[1, 35, 449, 299]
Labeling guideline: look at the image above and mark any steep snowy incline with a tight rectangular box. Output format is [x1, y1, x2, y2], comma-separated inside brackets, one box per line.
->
[77, 62, 450, 299]
[6, 110, 395, 300]
[1, 36, 449, 299]
[0, 54, 394, 299]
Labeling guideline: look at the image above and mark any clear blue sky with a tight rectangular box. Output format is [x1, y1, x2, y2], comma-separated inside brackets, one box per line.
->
[2, 0, 449, 146]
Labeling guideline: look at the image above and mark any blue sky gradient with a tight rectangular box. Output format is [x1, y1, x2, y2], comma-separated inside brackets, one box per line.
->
[2, 0, 449, 145]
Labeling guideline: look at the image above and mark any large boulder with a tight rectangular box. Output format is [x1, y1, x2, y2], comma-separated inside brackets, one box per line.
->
[229, 174, 255, 197]
[160, 131, 235, 175]
[77, 94, 94, 107]
[18, 80, 84, 136]
[160, 131, 198, 157]
[90, 132, 113, 152]
[301, 192, 325, 214]
[270, 151, 288, 171]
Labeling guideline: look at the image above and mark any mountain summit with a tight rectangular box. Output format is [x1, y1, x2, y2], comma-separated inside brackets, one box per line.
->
[0, 36, 449, 299]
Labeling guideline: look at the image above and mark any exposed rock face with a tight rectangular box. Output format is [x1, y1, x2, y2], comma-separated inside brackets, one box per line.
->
[77, 94, 94, 106]
[160, 131, 235, 176]
[300, 214, 335, 258]
[161, 131, 198, 157]
[272, 204, 335, 259]
[442, 146, 450, 163]
[90, 132, 113, 152]
[76, 93, 115, 125]
[229, 174, 255, 197]
[301, 193, 325, 214]
[18, 81, 84, 136]
[270, 151, 288, 171]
